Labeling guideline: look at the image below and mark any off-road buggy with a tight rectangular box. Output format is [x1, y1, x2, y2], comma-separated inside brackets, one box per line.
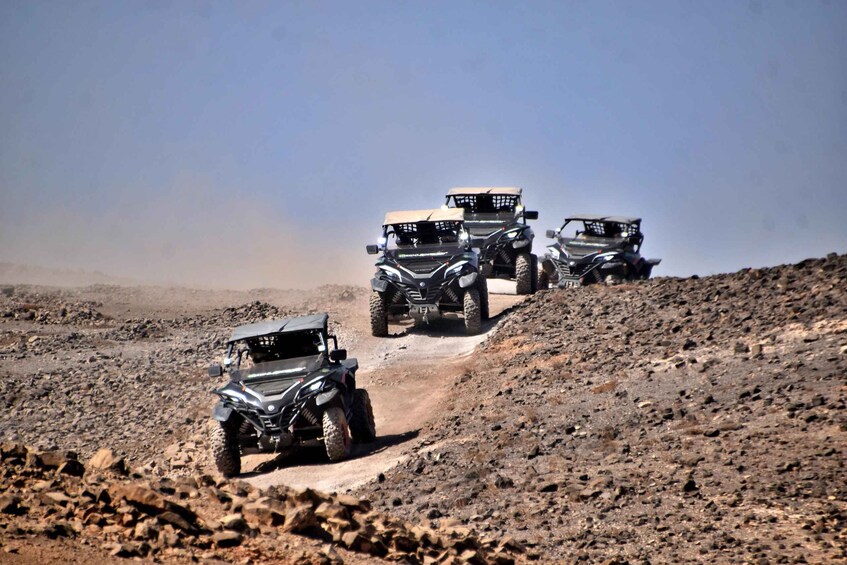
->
[444, 187, 539, 294]
[366, 208, 489, 336]
[539, 215, 661, 288]
[207, 313, 375, 477]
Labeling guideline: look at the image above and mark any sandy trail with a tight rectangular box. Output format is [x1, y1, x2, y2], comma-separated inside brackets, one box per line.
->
[244, 280, 524, 493]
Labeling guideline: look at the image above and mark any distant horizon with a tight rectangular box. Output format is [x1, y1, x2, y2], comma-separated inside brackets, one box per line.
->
[2, 248, 843, 292]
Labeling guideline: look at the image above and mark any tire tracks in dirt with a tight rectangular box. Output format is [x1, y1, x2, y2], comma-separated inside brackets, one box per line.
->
[244, 281, 526, 493]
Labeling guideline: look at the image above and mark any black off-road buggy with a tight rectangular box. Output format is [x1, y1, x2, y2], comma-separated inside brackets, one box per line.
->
[444, 187, 539, 294]
[539, 215, 661, 288]
[207, 313, 375, 477]
[366, 208, 489, 336]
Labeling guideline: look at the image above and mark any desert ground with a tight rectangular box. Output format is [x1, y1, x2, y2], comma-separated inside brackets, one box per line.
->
[0, 255, 844, 564]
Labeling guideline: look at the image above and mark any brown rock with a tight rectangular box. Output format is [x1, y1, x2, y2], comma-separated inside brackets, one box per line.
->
[133, 520, 158, 540]
[36, 450, 75, 469]
[112, 485, 167, 513]
[219, 513, 249, 532]
[57, 460, 85, 477]
[158, 525, 180, 548]
[460, 548, 485, 564]
[242, 501, 284, 527]
[104, 542, 137, 557]
[282, 505, 318, 533]
[87, 449, 127, 475]
[212, 530, 243, 547]
[0, 443, 27, 460]
[315, 501, 349, 521]
[341, 530, 363, 550]
[0, 495, 26, 515]
[41, 491, 73, 506]
[157, 510, 193, 532]
[335, 493, 372, 512]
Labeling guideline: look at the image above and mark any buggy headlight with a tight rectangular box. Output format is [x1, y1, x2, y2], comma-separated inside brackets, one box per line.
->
[446, 260, 469, 276]
[380, 265, 402, 281]
[305, 379, 324, 393]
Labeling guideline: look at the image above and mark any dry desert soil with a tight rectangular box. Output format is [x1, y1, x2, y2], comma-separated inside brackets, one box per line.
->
[0, 255, 845, 564]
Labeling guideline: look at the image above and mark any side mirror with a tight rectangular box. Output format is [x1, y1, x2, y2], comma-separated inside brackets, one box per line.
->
[524, 211, 539, 220]
[545, 229, 557, 239]
[366, 244, 379, 255]
[329, 349, 347, 362]
[208, 364, 223, 378]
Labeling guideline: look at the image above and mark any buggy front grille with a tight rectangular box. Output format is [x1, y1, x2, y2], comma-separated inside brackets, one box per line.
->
[401, 260, 445, 274]
[396, 281, 449, 303]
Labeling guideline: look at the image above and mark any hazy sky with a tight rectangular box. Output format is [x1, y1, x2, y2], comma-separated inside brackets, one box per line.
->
[1, 1, 845, 288]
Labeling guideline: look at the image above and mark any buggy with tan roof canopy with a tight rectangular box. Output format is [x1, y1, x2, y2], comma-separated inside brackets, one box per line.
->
[444, 187, 540, 294]
[365, 208, 489, 336]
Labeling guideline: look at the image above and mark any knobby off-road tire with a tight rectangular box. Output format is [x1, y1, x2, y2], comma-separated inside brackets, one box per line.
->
[350, 389, 377, 444]
[515, 253, 533, 295]
[463, 288, 482, 335]
[209, 419, 241, 477]
[478, 276, 490, 321]
[369, 292, 388, 337]
[322, 406, 351, 462]
[538, 269, 550, 290]
[530, 254, 538, 293]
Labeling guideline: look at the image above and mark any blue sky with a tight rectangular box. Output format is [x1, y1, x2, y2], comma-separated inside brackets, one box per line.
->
[1, 1, 845, 288]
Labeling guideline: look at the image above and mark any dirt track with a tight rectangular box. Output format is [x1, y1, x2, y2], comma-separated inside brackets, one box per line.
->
[243, 283, 525, 493]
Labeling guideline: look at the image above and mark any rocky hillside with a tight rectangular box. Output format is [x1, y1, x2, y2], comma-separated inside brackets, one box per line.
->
[362, 254, 847, 563]
[0, 444, 523, 564]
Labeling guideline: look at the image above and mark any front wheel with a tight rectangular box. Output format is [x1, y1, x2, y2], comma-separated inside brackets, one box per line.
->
[209, 419, 241, 477]
[322, 406, 351, 462]
[350, 389, 376, 443]
[369, 292, 388, 337]
[463, 288, 482, 335]
[478, 276, 490, 321]
[515, 253, 533, 295]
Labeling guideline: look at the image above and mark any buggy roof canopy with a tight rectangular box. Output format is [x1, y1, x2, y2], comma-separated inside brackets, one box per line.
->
[383, 208, 465, 225]
[565, 214, 641, 225]
[446, 186, 522, 196]
[228, 313, 328, 342]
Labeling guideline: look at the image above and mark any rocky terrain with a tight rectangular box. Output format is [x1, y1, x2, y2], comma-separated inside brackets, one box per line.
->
[362, 254, 847, 563]
[1, 254, 845, 563]
[0, 444, 522, 564]
[0, 284, 366, 476]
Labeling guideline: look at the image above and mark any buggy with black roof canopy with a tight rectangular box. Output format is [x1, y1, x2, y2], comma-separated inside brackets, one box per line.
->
[539, 215, 661, 288]
[207, 313, 375, 476]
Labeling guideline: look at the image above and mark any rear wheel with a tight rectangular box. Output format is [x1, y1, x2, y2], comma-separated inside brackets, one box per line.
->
[538, 269, 550, 290]
[530, 254, 538, 293]
[209, 419, 241, 477]
[605, 274, 622, 286]
[350, 389, 376, 443]
[515, 253, 533, 295]
[369, 292, 388, 337]
[322, 406, 351, 462]
[463, 288, 482, 335]
[478, 276, 490, 321]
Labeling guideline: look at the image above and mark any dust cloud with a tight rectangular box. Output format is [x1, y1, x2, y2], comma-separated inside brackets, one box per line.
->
[0, 182, 375, 290]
